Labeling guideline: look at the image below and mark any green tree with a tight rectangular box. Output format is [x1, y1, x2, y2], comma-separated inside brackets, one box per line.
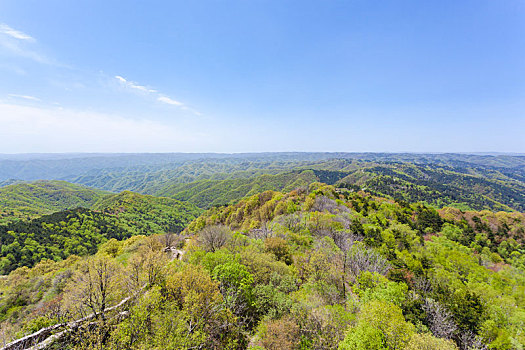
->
[405, 333, 458, 350]
[339, 300, 415, 350]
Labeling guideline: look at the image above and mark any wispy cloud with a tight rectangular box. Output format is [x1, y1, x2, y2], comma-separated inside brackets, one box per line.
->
[157, 95, 183, 106]
[115, 75, 157, 93]
[8, 94, 41, 102]
[115, 75, 199, 115]
[0, 23, 53, 65]
[0, 24, 34, 41]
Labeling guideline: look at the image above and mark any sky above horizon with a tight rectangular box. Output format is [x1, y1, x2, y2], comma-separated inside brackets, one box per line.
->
[0, 1, 524, 153]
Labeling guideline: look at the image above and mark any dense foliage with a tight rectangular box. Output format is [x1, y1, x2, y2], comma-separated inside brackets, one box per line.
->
[2, 185, 524, 349]
[84, 157, 525, 212]
[0, 191, 200, 274]
[334, 163, 525, 212]
[143, 161, 525, 211]
[0, 180, 109, 222]
[92, 190, 201, 233]
[154, 170, 320, 208]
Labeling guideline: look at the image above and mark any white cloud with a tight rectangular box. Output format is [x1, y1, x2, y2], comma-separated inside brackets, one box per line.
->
[114, 75, 199, 114]
[115, 75, 157, 93]
[0, 24, 35, 41]
[8, 94, 41, 102]
[114, 75, 126, 83]
[157, 95, 183, 106]
[0, 23, 54, 65]
[0, 103, 207, 152]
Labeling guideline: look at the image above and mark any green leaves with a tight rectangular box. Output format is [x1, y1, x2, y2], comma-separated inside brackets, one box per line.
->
[0, 190, 200, 274]
[212, 261, 254, 300]
[355, 271, 407, 307]
[340, 300, 414, 350]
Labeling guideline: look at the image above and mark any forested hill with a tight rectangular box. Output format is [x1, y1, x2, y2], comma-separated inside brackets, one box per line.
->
[65, 155, 525, 212]
[333, 163, 525, 212]
[143, 164, 525, 212]
[92, 190, 201, 233]
[0, 180, 110, 220]
[0, 153, 523, 212]
[0, 152, 523, 183]
[0, 191, 200, 274]
[153, 170, 323, 208]
[1, 156, 524, 217]
[1, 184, 524, 349]
[183, 185, 525, 348]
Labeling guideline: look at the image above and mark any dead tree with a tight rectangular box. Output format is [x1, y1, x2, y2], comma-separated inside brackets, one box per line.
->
[422, 298, 457, 339]
[198, 225, 232, 252]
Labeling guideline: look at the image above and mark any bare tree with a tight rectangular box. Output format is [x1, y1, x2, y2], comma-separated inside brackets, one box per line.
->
[331, 231, 362, 299]
[160, 232, 185, 250]
[198, 225, 232, 252]
[423, 298, 457, 339]
[279, 214, 303, 233]
[63, 256, 122, 322]
[328, 230, 362, 253]
[161, 232, 176, 249]
[458, 330, 488, 350]
[413, 276, 434, 294]
[311, 196, 349, 214]
[0, 322, 16, 348]
[347, 245, 391, 279]
[126, 249, 168, 292]
[249, 221, 275, 240]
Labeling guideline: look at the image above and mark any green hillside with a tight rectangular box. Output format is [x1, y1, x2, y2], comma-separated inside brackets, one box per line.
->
[0, 180, 110, 221]
[151, 163, 524, 211]
[66, 158, 301, 193]
[333, 163, 525, 212]
[1, 156, 522, 220]
[93, 190, 201, 234]
[63, 155, 525, 212]
[153, 170, 321, 208]
[0, 191, 201, 274]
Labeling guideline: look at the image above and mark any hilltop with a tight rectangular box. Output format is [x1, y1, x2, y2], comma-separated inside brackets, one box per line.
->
[0, 190, 200, 274]
[93, 190, 201, 233]
[0, 180, 110, 221]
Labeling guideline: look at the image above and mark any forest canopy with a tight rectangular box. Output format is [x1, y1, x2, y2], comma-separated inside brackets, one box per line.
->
[1, 183, 524, 349]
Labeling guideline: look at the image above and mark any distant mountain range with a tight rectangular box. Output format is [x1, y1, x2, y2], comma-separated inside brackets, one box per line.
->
[0, 153, 523, 212]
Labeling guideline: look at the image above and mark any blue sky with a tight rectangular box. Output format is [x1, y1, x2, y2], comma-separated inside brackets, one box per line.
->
[0, 0, 523, 153]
